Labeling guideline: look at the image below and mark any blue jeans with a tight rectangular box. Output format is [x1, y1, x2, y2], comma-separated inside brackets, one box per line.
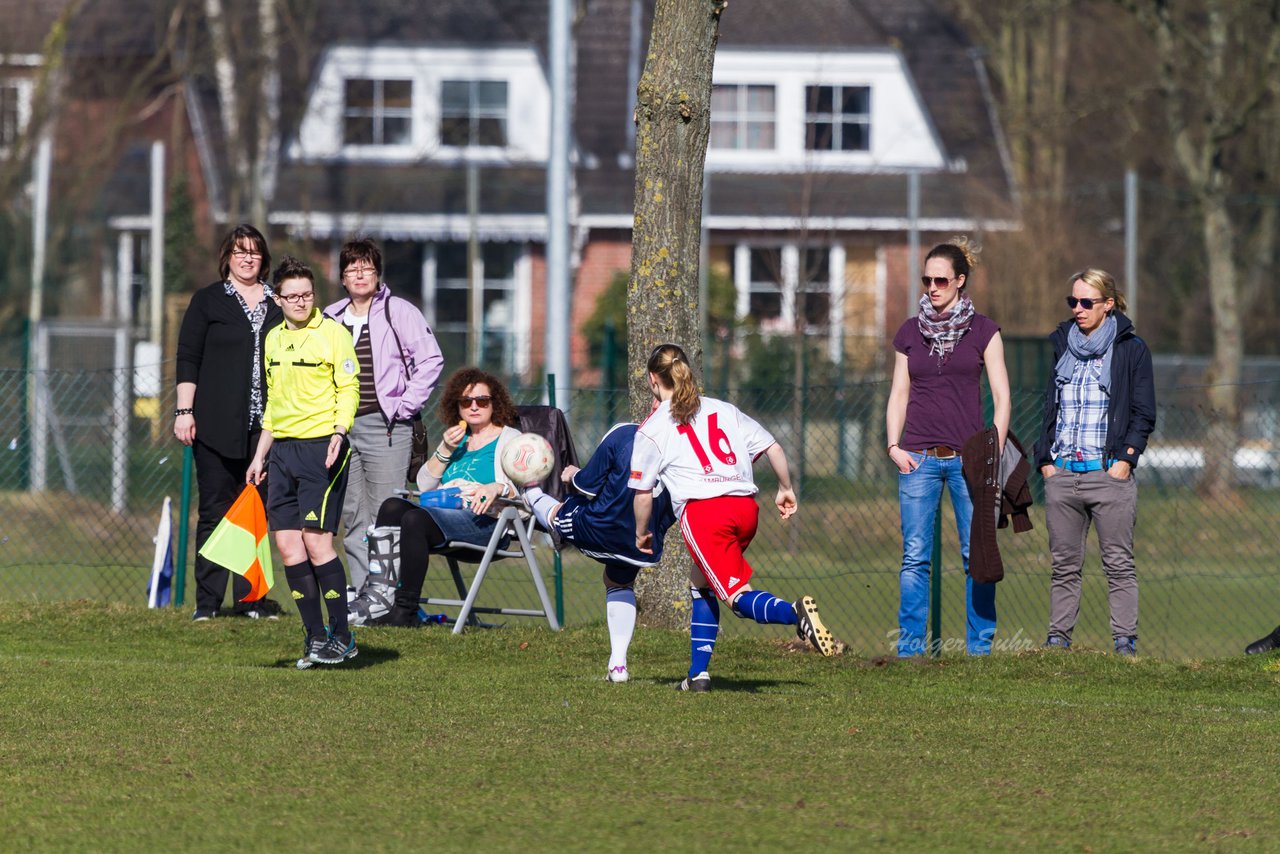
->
[897, 452, 996, 656]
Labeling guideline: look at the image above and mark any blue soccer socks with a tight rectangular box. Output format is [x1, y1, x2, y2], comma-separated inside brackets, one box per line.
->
[689, 587, 720, 678]
[731, 589, 799, 625]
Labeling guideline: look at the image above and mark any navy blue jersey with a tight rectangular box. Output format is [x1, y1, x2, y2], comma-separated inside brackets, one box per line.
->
[553, 423, 675, 567]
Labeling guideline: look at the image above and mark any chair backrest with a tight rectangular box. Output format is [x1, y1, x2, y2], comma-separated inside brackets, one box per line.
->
[514, 405, 579, 502]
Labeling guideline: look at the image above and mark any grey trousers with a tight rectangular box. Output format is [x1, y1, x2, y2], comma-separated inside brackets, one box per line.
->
[1044, 469, 1140, 642]
[342, 412, 414, 590]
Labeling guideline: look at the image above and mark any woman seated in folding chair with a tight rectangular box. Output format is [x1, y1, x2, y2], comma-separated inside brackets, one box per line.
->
[520, 420, 676, 683]
[351, 367, 523, 627]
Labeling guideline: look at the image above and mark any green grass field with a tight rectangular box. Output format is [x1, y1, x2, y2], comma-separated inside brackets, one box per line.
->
[3, 603, 1280, 851]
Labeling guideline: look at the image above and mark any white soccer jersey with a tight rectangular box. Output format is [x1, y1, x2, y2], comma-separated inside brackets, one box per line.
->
[629, 396, 776, 518]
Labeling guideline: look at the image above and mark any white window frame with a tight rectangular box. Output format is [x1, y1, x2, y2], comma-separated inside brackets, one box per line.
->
[0, 77, 34, 151]
[293, 46, 550, 164]
[422, 241, 530, 377]
[803, 84, 870, 153]
[732, 240, 843, 357]
[439, 78, 509, 150]
[707, 49, 944, 172]
[341, 77, 414, 147]
[710, 83, 776, 151]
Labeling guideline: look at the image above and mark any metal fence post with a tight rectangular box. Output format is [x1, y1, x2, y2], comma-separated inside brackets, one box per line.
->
[174, 444, 194, 608]
[929, 501, 942, 657]
[546, 372, 565, 626]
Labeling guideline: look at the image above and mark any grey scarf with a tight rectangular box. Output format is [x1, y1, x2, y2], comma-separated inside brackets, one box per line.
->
[1054, 314, 1117, 394]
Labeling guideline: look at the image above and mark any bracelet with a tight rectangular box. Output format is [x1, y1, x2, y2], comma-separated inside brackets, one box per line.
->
[174, 407, 194, 417]
[434, 449, 452, 464]
[887, 443, 899, 454]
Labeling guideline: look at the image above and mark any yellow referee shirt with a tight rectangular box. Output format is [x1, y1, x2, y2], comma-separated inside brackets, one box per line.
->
[262, 310, 360, 439]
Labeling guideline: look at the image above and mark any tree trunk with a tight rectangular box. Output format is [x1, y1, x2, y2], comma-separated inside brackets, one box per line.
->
[1199, 190, 1243, 500]
[627, 0, 724, 629]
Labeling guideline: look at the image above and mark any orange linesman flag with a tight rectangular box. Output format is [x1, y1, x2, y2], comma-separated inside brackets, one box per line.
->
[198, 484, 275, 602]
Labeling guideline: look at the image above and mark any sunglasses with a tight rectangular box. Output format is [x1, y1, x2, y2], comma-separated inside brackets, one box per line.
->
[459, 396, 492, 408]
[1066, 296, 1105, 310]
[921, 276, 955, 288]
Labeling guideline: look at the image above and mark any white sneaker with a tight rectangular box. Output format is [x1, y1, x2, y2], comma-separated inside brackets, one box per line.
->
[606, 665, 629, 683]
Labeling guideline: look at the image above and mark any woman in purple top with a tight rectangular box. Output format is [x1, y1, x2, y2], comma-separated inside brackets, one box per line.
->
[885, 238, 1010, 656]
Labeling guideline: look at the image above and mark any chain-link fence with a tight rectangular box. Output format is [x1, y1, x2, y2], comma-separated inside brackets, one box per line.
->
[2, 352, 1278, 660]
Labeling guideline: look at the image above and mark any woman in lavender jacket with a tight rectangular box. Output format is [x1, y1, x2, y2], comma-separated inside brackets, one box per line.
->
[323, 238, 444, 597]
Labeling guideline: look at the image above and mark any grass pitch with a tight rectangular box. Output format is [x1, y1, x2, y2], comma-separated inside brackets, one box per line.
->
[3, 602, 1280, 852]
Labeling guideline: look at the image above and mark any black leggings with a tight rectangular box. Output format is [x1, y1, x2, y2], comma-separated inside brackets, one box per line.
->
[376, 498, 448, 607]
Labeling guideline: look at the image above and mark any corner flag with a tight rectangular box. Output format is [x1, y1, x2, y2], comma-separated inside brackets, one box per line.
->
[147, 496, 174, 608]
[198, 484, 274, 602]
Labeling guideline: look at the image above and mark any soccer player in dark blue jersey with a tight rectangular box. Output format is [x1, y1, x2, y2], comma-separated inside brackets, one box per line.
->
[522, 423, 675, 682]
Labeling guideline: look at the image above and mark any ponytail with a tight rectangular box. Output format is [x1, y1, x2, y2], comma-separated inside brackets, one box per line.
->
[647, 343, 701, 426]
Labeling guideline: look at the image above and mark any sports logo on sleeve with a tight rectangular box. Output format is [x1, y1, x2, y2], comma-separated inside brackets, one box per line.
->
[341, 358, 357, 375]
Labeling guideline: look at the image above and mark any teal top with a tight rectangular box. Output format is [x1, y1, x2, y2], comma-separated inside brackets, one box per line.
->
[443, 437, 498, 485]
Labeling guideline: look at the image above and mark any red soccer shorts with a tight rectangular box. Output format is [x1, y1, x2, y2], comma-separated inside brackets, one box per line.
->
[679, 494, 759, 600]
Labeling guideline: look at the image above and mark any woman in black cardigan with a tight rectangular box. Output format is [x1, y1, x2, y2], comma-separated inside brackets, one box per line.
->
[175, 225, 284, 620]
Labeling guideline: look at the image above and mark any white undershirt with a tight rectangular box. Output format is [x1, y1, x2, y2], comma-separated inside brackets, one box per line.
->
[343, 308, 367, 344]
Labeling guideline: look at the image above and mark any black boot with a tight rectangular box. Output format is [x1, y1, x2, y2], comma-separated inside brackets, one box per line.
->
[1245, 625, 1280, 655]
[379, 591, 421, 628]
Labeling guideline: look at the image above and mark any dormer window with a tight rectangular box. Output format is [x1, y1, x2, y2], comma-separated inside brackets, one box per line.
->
[441, 80, 508, 147]
[343, 78, 412, 146]
[710, 84, 775, 150]
[804, 85, 870, 152]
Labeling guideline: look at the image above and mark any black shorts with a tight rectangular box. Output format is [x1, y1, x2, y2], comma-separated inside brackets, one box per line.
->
[267, 437, 351, 532]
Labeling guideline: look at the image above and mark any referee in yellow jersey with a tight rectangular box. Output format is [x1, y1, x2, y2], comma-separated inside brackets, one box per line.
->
[247, 257, 361, 668]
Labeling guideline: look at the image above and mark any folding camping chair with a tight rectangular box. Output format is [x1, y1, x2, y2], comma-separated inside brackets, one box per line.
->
[420, 404, 578, 634]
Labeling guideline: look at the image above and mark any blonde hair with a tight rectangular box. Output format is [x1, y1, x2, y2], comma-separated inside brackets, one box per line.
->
[647, 343, 700, 426]
[1069, 268, 1127, 313]
[925, 235, 981, 286]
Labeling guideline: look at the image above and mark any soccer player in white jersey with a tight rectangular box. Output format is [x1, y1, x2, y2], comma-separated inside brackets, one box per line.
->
[629, 343, 836, 692]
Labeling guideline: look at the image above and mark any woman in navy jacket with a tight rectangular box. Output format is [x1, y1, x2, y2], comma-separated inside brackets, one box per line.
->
[175, 225, 284, 620]
[1033, 268, 1155, 655]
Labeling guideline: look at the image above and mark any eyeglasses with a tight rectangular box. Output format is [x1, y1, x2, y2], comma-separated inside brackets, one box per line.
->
[278, 292, 315, 305]
[1066, 296, 1104, 310]
[231, 249, 262, 260]
[459, 396, 492, 408]
[343, 266, 377, 278]
[921, 276, 955, 288]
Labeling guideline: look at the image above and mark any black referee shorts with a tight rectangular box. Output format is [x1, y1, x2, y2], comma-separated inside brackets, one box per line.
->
[266, 436, 351, 532]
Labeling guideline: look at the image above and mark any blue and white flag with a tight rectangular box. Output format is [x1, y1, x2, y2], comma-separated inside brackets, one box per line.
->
[147, 496, 174, 609]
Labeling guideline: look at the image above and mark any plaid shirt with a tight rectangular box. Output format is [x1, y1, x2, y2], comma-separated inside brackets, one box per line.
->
[1051, 359, 1108, 461]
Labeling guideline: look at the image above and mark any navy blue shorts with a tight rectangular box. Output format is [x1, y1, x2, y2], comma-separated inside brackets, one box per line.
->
[267, 437, 351, 532]
[553, 494, 659, 570]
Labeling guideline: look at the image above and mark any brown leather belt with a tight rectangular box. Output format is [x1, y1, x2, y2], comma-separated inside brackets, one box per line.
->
[911, 445, 957, 459]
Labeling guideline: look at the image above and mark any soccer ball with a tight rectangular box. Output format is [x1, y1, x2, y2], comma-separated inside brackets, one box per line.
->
[501, 432, 555, 485]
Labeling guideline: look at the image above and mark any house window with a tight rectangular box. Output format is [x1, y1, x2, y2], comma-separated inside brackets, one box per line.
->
[440, 80, 508, 147]
[430, 242, 518, 373]
[804, 85, 870, 152]
[710, 84, 775, 150]
[343, 78, 412, 145]
[747, 248, 783, 323]
[799, 248, 831, 329]
[0, 83, 24, 146]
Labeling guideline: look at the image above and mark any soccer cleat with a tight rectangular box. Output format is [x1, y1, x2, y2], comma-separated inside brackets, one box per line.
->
[191, 609, 216, 621]
[794, 595, 836, 657]
[296, 631, 327, 670]
[310, 631, 358, 665]
[606, 665, 629, 683]
[1114, 636, 1137, 657]
[1245, 625, 1280, 655]
[1043, 635, 1071, 650]
[676, 672, 711, 692]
